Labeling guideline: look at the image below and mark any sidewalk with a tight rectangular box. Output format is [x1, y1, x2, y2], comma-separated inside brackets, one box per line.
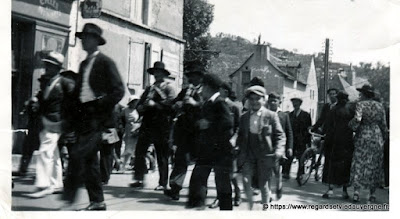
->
[11, 155, 389, 211]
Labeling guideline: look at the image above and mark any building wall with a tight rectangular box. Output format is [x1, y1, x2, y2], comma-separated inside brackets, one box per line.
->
[303, 58, 319, 123]
[282, 80, 306, 113]
[230, 57, 285, 101]
[67, 0, 184, 105]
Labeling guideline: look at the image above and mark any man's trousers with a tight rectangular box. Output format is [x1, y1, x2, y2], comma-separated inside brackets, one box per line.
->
[188, 156, 233, 210]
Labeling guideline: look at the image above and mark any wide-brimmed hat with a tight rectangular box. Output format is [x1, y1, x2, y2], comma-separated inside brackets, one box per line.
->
[76, 23, 106, 45]
[184, 60, 205, 77]
[147, 61, 170, 76]
[336, 91, 349, 101]
[290, 95, 303, 103]
[356, 84, 375, 96]
[128, 95, 140, 104]
[41, 51, 64, 67]
[202, 73, 223, 90]
[246, 85, 266, 97]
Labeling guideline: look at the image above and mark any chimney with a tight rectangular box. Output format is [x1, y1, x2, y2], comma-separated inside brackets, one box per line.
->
[254, 43, 270, 63]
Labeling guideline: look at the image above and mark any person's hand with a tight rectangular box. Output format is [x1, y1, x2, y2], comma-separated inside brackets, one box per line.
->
[286, 148, 293, 158]
[184, 97, 197, 106]
[146, 99, 156, 107]
[197, 119, 210, 130]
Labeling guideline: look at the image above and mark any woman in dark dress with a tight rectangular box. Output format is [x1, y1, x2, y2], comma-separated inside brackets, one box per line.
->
[321, 91, 355, 199]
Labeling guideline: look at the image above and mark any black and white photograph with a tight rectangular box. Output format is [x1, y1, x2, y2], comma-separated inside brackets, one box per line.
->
[2, 0, 399, 217]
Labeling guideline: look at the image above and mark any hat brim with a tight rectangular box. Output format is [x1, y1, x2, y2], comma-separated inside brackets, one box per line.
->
[246, 90, 265, 97]
[76, 32, 106, 45]
[290, 98, 303, 102]
[42, 59, 62, 67]
[147, 68, 170, 75]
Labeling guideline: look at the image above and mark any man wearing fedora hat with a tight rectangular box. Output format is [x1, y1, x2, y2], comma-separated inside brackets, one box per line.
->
[130, 61, 176, 191]
[61, 23, 125, 210]
[164, 60, 204, 200]
[26, 51, 75, 198]
[282, 96, 311, 180]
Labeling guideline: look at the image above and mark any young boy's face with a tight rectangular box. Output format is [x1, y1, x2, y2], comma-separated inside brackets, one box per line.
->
[267, 98, 280, 111]
[248, 93, 265, 111]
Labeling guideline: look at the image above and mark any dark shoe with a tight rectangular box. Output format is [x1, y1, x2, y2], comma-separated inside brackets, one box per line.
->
[252, 189, 260, 196]
[276, 188, 282, 200]
[322, 190, 333, 199]
[129, 181, 144, 188]
[164, 189, 180, 200]
[282, 173, 290, 179]
[154, 185, 166, 191]
[353, 193, 360, 203]
[342, 191, 350, 200]
[209, 199, 219, 209]
[233, 197, 241, 206]
[186, 201, 205, 210]
[368, 195, 376, 203]
[79, 202, 106, 211]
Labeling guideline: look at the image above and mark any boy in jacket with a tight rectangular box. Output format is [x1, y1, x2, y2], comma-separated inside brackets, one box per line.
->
[237, 85, 286, 210]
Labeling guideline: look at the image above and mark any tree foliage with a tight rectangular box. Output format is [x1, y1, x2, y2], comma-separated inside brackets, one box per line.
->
[183, 0, 214, 69]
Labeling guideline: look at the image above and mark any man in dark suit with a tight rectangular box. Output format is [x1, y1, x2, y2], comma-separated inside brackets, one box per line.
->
[208, 82, 242, 208]
[283, 97, 311, 180]
[311, 88, 338, 133]
[267, 92, 293, 199]
[164, 61, 204, 200]
[62, 23, 125, 211]
[187, 74, 234, 210]
[129, 61, 176, 190]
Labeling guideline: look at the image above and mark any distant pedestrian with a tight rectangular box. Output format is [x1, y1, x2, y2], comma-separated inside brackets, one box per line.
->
[321, 91, 355, 199]
[349, 84, 388, 203]
[26, 51, 75, 198]
[283, 96, 311, 180]
[237, 86, 286, 210]
[17, 97, 41, 177]
[119, 95, 141, 173]
[266, 92, 293, 200]
[129, 61, 176, 191]
[186, 73, 234, 210]
[62, 23, 125, 210]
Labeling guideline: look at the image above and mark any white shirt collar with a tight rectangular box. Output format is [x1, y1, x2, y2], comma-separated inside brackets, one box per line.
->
[87, 51, 100, 60]
[251, 106, 264, 116]
[209, 92, 220, 102]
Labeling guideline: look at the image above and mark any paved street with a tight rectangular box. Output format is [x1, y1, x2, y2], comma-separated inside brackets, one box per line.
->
[11, 156, 389, 211]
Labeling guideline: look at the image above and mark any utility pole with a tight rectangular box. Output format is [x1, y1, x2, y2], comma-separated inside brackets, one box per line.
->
[323, 38, 330, 104]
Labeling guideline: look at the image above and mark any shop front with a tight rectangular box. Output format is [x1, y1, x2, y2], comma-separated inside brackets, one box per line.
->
[12, 0, 74, 153]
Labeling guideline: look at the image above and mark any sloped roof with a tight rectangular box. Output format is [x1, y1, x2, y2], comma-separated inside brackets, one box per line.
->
[338, 75, 359, 101]
[230, 53, 254, 77]
[271, 52, 313, 85]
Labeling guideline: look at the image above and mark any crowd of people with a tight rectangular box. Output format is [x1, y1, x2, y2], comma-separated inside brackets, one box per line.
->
[16, 23, 389, 211]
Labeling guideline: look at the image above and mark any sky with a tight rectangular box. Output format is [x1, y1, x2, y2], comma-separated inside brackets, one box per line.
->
[208, 0, 400, 65]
